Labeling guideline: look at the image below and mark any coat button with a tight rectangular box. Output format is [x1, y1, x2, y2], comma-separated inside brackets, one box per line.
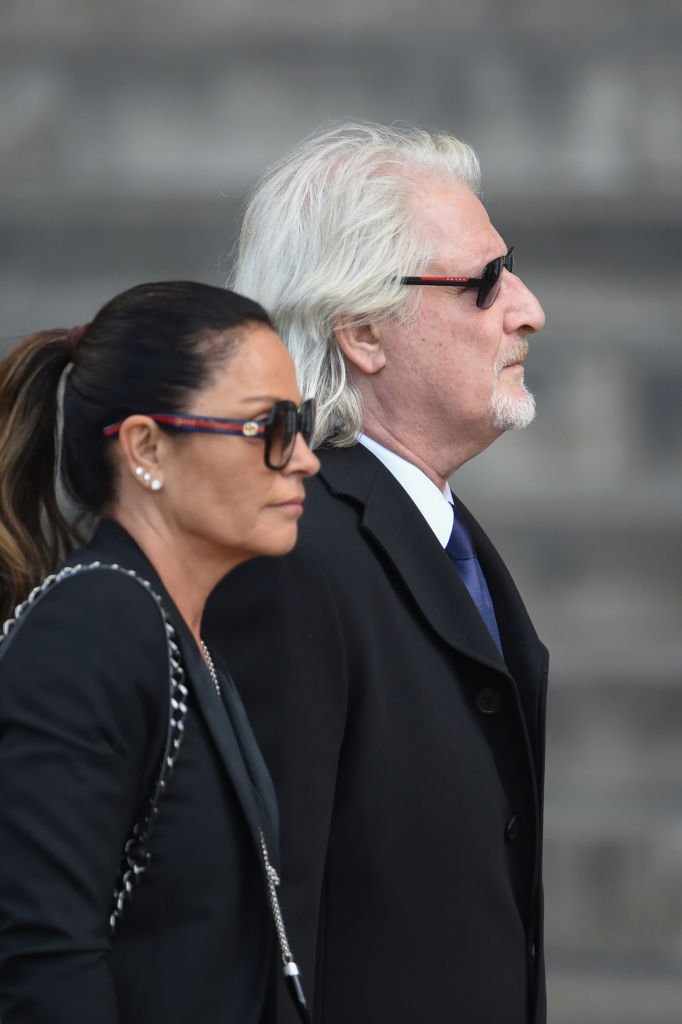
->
[504, 815, 521, 842]
[476, 688, 502, 714]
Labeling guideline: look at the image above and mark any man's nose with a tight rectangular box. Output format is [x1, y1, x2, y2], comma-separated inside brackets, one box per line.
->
[505, 272, 546, 334]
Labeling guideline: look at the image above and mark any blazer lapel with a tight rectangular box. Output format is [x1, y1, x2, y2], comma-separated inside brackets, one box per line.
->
[80, 519, 278, 859]
[174, 633, 280, 858]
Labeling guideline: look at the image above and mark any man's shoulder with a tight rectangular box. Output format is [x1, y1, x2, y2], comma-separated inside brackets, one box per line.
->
[210, 447, 381, 596]
[306, 442, 395, 511]
[297, 443, 386, 547]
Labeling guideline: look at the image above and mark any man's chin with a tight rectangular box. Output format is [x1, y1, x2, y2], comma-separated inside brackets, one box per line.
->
[489, 389, 536, 431]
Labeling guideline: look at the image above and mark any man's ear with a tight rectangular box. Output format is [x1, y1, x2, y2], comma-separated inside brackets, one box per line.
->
[116, 416, 167, 488]
[333, 318, 386, 375]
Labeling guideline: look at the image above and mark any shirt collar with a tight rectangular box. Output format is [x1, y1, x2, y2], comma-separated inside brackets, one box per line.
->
[358, 434, 454, 548]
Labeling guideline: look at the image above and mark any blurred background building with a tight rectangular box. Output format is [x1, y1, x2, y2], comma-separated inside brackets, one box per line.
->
[2, 1, 681, 1019]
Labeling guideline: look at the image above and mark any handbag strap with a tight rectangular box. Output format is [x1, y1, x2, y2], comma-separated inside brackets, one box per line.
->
[0, 561, 189, 933]
[200, 641, 311, 1023]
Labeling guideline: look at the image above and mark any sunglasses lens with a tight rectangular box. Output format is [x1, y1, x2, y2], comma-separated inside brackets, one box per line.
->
[478, 274, 501, 308]
[267, 403, 297, 469]
[300, 399, 316, 446]
[478, 252, 510, 309]
[265, 400, 317, 469]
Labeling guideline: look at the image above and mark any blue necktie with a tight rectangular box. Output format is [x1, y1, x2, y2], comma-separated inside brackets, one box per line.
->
[445, 503, 503, 655]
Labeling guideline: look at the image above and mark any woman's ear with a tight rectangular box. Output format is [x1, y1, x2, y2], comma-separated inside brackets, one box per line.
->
[333, 318, 386, 375]
[116, 416, 167, 493]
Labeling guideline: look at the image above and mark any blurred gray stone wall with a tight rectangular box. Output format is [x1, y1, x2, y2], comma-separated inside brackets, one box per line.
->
[2, 2, 681, 1020]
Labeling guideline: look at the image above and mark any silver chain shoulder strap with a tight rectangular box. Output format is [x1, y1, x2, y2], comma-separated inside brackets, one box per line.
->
[0, 561, 189, 934]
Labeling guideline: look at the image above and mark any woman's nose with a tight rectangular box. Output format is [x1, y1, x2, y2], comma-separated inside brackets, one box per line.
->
[286, 432, 320, 477]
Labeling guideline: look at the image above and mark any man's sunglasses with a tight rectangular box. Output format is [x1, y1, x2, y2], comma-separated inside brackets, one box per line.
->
[399, 247, 514, 309]
[103, 398, 316, 471]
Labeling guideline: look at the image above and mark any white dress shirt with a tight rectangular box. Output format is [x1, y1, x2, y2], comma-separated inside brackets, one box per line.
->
[358, 434, 455, 548]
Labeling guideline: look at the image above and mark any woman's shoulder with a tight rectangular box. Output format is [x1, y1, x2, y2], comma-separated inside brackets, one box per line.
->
[0, 559, 174, 772]
[0, 560, 171, 711]
[6, 560, 166, 641]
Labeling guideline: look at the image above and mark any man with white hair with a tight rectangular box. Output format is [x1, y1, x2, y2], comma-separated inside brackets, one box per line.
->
[205, 123, 548, 1024]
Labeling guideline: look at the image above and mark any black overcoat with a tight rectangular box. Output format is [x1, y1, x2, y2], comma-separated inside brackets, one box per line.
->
[205, 443, 549, 1024]
[0, 519, 279, 1024]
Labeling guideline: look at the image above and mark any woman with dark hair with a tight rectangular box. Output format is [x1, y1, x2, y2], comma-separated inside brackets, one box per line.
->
[0, 281, 318, 1024]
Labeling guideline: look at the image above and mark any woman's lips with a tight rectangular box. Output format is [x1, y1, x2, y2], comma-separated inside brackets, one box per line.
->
[269, 496, 305, 511]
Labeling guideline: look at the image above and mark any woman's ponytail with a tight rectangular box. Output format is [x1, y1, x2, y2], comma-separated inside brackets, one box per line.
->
[0, 330, 80, 620]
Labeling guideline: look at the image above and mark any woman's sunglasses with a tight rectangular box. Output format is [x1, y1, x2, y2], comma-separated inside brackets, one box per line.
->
[399, 247, 514, 309]
[103, 398, 316, 471]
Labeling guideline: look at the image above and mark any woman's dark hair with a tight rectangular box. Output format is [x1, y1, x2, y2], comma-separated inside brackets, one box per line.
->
[0, 281, 273, 618]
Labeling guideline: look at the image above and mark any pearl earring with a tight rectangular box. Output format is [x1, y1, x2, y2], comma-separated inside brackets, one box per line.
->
[150, 478, 162, 492]
[135, 466, 144, 477]
[142, 471, 152, 483]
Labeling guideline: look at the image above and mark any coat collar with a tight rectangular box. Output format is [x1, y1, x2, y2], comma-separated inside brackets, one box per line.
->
[317, 444, 548, 697]
[70, 518, 279, 860]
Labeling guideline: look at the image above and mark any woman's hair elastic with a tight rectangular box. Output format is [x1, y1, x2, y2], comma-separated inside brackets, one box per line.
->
[66, 322, 90, 357]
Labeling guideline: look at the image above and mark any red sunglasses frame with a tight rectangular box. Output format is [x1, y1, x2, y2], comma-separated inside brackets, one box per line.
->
[102, 399, 316, 471]
[400, 247, 514, 309]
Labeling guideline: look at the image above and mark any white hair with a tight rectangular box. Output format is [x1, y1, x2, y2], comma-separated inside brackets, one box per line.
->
[489, 387, 536, 431]
[231, 122, 481, 446]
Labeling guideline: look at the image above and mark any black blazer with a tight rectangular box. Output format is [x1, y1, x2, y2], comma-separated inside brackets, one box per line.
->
[205, 444, 549, 1024]
[0, 519, 279, 1024]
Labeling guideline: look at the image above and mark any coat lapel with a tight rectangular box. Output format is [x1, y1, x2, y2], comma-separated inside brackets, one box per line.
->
[320, 446, 509, 672]
[318, 445, 548, 751]
[461, 504, 549, 719]
[77, 519, 279, 859]
[459, 500, 549, 775]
